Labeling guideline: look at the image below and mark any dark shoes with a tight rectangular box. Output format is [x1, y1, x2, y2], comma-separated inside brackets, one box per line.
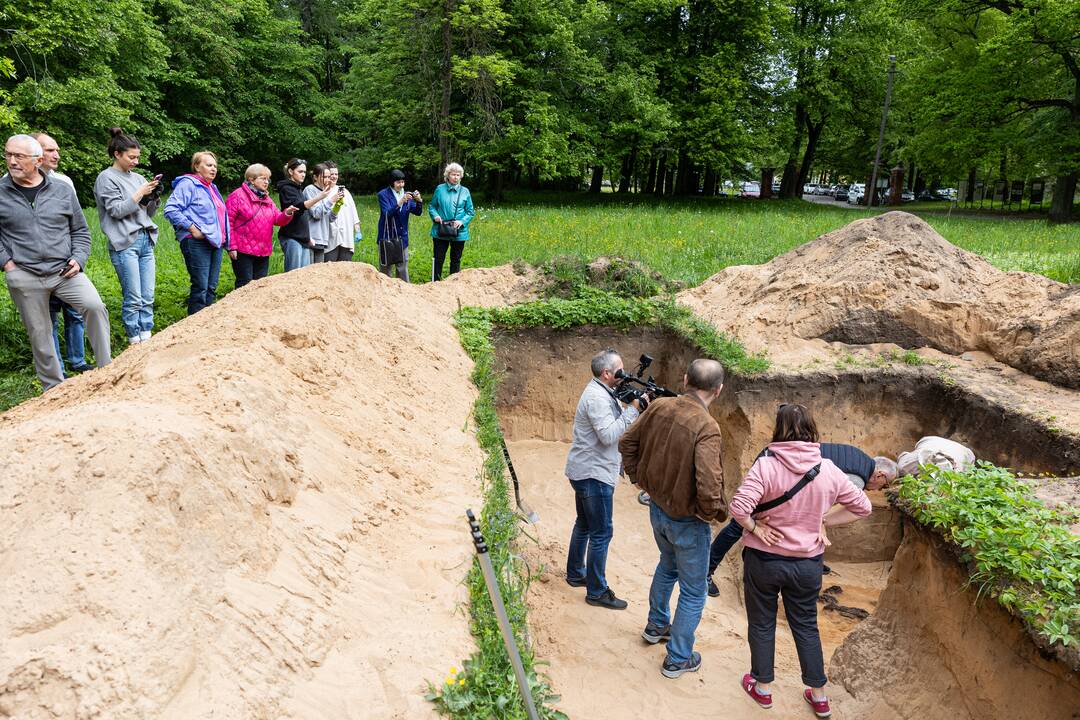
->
[586, 588, 628, 610]
[69, 363, 93, 373]
[641, 622, 671, 644]
[638, 491, 651, 506]
[661, 651, 701, 679]
[566, 576, 587, 588]
[707, 576, 720, 597]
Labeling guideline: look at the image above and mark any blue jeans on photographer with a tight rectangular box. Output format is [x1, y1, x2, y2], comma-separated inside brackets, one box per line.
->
[647, 502, 711, 665]
[109, 230, 155, 339]
[50, 301, 85, 372]
[566, 478, 614, 599]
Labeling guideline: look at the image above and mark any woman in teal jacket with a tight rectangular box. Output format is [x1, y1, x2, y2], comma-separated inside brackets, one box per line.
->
[428, 162, 474, 281]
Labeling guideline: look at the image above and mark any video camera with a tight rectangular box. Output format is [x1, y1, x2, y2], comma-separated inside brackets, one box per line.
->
[613, 354, 677, 411]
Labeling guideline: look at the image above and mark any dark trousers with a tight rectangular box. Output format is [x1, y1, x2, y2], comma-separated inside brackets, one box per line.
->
[179, 236, 222, 315]
[231, 253, 270, 289]
[324, 247, 354, 262]
[709, 518, 744, 576]
[432, 237, 464, 281]
[743, 547, 826, 687]
[566, 478, 614, 599]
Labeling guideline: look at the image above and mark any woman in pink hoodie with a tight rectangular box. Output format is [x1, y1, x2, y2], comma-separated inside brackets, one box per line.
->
[728, 404, 872, 719]
[225, 164, 296, 288]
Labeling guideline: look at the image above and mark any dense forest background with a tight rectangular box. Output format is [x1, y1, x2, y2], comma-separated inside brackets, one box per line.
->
[1, 0, 1077, 219]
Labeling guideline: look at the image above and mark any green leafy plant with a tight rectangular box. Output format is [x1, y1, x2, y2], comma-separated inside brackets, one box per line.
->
[897, 463, 1080, 650]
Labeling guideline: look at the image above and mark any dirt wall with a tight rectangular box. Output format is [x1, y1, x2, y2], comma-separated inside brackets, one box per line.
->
[831, 519, 1080, 719]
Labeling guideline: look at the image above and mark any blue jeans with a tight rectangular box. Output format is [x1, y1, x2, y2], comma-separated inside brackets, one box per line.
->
[179, 236, 222, 315]
[708, 518, 745, 577]
[282, 238, 313, 272]
[566, 478, 615, 598]
[109, 230, 155, 338]
[647, 502, 711, 664]
[50, 302, 85, 370]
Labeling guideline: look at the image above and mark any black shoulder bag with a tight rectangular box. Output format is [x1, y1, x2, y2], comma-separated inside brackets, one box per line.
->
[380, 208, 405, 266]
[752, 448, 821, 515]
[435, 191, 459, 238]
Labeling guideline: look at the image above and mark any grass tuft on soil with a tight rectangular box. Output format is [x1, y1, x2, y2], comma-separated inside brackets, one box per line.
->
[896, 463, 1080, 659]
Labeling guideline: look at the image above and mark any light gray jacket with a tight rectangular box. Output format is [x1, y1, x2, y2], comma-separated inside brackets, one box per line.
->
[93, 167, 159, 251]
[0, 173, 91, 275]
[303, 184, 335, 249]
[565, 379, 640, 486]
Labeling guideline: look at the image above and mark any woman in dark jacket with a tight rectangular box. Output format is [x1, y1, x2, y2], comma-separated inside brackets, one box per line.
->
[276, 158, 336, 272]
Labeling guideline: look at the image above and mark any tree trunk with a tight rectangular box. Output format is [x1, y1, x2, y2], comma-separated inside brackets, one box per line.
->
[619, 148, 637, 193]
[674, 151, 692, 195]
[779, 103, 807, 198]
[654, 153, 668, 197]
[1049, 172, 1077, 223]
[703, 167, 717, 197]
[488, 168, 504, 202]
[760, 168, 774, 200]
[589, 166, 604, 194]
[644, 154, 658, 194]
[796, 115, 826, 192]
[965, 167, 976, 203]
[438, 0, 453, 169]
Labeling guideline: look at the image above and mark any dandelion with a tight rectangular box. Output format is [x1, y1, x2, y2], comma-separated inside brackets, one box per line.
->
[445, 676, 454, 685]
[458, 678, 466, 686]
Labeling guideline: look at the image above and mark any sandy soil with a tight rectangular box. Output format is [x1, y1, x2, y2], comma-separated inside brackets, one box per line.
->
[507, 439, 890, 720]
[0, 262, 534, 720]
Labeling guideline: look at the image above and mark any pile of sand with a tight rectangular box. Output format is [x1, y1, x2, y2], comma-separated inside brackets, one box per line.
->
[0, 263, 533, 719]
[679, 211, 1080, 387]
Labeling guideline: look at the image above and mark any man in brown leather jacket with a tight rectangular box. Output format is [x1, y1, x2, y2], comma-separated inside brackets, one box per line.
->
[619, 358, 726, 679]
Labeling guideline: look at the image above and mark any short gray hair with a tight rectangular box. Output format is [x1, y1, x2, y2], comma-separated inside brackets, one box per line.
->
[7, 134, 43, 158]
[874, 456, 898, 481]
[591, 349, 620, 378]
[443, 162, 464, 181]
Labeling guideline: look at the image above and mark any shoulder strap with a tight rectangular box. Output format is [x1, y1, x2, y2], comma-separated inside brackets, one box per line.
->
[752, 463, 820, 515]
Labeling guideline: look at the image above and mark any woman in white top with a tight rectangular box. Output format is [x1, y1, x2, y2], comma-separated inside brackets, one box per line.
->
[323, 162, 360, 262]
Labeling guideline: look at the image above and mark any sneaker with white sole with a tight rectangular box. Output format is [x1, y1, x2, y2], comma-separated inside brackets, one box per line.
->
[641, 623, 671, 644]
[661, 651, 701, 678]
[804, 689, 831, 718]
[139, 330, 151, 342]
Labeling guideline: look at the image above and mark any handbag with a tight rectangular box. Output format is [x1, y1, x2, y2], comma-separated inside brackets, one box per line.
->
[435, 190, 460, 238]
[380, 214, 405, 266]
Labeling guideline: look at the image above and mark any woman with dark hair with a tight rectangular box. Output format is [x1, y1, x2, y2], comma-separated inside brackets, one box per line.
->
[164, 150, 229, 314]
[728, 403, 872, 719]
[275, 158, 337, 271]
[304, 162, 343, 264]
[93, 127, 161, 341]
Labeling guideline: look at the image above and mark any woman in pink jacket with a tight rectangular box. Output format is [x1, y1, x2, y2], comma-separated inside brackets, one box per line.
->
[728, 403, 872, 719]
[226, 164, 296, 287]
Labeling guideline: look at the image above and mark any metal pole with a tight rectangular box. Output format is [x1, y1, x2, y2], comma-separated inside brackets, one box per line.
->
[868, 54, 897, 207]
[465, 510, 542, 720]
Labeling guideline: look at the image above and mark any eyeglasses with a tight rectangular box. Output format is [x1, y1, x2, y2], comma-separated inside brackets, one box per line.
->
[3, 151, 39, 161]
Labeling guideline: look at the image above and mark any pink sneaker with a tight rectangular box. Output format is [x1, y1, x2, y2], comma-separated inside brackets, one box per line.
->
[804, 689, 831, 718]
[741, 674, 773, 710]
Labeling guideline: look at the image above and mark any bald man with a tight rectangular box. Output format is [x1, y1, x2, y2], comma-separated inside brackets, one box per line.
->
[620, 359, 728, 679]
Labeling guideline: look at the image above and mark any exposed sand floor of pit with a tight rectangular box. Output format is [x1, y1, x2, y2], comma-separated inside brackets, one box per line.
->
[507, 439, 891, 720]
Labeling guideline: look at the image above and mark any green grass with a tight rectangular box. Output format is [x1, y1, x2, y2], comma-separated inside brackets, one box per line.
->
[1, 193, 1077, 409]
[897, 463, 1080, 652]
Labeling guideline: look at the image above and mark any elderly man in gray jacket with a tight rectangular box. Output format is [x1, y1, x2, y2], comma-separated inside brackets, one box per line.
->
[0, 134, 111, 390]
[565, 348, 642, 610]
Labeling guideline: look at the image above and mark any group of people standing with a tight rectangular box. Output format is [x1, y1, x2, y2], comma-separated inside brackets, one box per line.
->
[0, 129, 475, 391]
[564, 350, 890, 718]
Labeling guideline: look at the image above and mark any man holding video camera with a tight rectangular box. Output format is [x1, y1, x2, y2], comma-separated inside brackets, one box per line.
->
[564, 349, 642, 610]
[619, 359, 726, 679]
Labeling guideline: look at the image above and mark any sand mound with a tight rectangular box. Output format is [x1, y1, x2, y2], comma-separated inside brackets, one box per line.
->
[0, 262, 532, 719]
[679, 211, 1080, 387]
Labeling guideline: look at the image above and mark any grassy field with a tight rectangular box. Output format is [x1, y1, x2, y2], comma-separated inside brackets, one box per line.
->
[0, 192, 1077, 409]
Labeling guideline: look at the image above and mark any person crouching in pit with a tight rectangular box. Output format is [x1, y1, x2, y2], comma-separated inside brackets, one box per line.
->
[730, 403, 872, 718]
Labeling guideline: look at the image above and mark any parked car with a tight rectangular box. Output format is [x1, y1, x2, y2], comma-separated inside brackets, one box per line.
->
[900, 189, 915, 203]
[815, 185, 833, 195]
[847, 183, 866, 204]
[833, 185, 849, 201]
[803, 183, 818, 195]
[740, 181, 760, 198]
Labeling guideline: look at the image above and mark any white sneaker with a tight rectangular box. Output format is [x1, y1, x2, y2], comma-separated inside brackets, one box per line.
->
[139, 331, 151, 342]
[128, 336, 142, 344]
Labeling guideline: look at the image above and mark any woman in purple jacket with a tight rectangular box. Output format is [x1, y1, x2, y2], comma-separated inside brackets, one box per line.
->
[164, 151, 230, 315]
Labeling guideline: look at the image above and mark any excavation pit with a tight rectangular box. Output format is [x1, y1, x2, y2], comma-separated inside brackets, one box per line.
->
[493, 325, 1080, 719]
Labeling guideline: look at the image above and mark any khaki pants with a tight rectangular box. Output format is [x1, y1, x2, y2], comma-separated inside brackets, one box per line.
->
[4, 267, 111, 390]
